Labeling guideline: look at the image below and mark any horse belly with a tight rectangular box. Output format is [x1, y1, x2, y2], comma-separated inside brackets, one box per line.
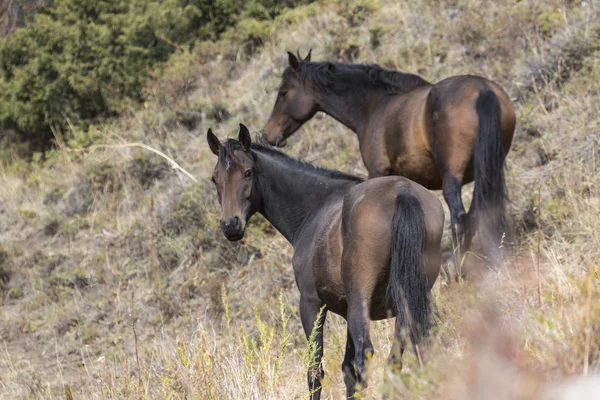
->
[316, 277, 347, 317]
[385, 101, 444, 189]
[393, 152, 442, 190]
[312, 222, 348, 317]
[369, 282, 395, 321]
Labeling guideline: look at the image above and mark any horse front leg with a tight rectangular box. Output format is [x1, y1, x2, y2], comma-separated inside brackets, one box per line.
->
[300, 296, 327, 400]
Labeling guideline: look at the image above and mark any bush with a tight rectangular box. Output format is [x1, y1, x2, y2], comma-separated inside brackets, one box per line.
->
[0, 0, 316, 147]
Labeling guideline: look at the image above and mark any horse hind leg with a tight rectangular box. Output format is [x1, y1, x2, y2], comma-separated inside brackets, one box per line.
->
[388, 318, 407, 373]
[343, 304, 374, 399]
[339, 201, 386, 397]
[442, 174, 468, 271]
[381, 319, 409, 399]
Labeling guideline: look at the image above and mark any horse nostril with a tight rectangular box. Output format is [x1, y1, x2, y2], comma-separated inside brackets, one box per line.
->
[220, 217, 241, 232]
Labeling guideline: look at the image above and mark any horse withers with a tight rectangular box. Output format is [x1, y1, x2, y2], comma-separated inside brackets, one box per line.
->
[264, 51, 516, 265]
[207, 124, 444, 399]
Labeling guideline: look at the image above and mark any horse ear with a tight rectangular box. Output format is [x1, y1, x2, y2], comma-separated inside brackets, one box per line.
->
[304, 48, 312, 62]
[207, 128, 221, 156]
[238, 123, 251, 152]
[287, 51, 299, 71]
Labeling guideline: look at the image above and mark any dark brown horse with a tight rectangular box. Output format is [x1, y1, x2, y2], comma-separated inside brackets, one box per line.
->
[207, 124, 444, 399]
[263, 51, 516, 263]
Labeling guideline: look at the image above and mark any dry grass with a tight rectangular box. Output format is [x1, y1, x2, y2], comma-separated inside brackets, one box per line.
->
[1, 0, 600, 398]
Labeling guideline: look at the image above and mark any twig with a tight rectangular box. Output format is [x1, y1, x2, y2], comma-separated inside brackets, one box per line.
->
[130, 310, 143, 397]
[50, 124, 67, 151]
[55, 337, 65, 389]
[415, 344, 424, 370]
[149, 196, 158, 281]
[593, 141, 596, 174]
[583, 278, 592, 376]
[536, 185, 542, 306]
[66, 143, 199, 184]
[155, 35, 191, 56]
[531, 75, 549, 116]
[80, 347, 92, 383]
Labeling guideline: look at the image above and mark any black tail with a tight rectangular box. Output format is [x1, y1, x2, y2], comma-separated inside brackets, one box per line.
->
[387, 193, 430, 343]
[467, 89, 509, 261]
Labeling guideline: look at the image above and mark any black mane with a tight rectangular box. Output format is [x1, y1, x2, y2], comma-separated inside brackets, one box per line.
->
[220, 139, 363, 183]
[287, 61, 430, 95]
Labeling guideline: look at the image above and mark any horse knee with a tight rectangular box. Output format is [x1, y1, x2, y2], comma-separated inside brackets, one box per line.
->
[451, 209, 467, 234]
[455, 209, 467, 223]
[388, 353, 403, 374]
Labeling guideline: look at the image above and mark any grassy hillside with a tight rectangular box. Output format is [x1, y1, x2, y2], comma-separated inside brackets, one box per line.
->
[1, 0, 600, 398]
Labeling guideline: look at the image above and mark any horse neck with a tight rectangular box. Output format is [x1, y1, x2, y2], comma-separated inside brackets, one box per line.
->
[312, 82, 386, 136]
[254, 151, 352, 245]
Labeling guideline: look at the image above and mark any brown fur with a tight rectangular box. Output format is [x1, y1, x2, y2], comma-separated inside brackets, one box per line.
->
[264, 54, 515, 263]
[208, 125, 444, 398]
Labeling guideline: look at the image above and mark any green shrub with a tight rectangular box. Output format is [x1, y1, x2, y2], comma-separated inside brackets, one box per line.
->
[0, 0, 316, 148]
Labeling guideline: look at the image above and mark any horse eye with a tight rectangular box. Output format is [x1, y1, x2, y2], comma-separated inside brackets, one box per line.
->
[211, 176, 216, 184]
[279, 90, 288, 97]
[244, 169, 252, 178]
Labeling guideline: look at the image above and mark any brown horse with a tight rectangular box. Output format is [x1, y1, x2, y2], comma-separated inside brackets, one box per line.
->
[263, 51, 516, 264]
[207, 124, 444, 399]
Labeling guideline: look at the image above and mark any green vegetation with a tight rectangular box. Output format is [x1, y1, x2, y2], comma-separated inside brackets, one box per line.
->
[0, 0, 315, 147]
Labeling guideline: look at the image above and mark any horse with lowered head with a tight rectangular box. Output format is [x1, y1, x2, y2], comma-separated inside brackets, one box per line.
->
[264, 50, 516, 264]
[207, 124, 444, 399]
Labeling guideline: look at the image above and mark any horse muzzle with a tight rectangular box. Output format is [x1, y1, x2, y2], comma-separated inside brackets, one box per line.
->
[220, 216, 245, 241]
[263, 132, 287, 147]
[263, 121, 292, 147]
